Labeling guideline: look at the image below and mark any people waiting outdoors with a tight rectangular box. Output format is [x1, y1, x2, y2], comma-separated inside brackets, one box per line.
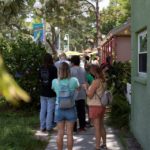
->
[83, 64, 107, 150]
[55, 52, 70, 69]
[84, 55, 90, 70]
[70, 55, 87, 132]
[52, 62, 79, 150]
[85, 64, 94, 127]
[85, 64, 94, 86]
[39, 53, 57, 132]
[100, 56, 113, 87]
[92, 56, 99, 65]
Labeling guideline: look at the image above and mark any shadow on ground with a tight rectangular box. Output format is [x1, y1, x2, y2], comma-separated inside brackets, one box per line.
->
[45, 126, 124, 150]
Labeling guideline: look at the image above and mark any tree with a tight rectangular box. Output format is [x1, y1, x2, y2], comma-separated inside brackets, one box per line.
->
[100, 0, 131, 35]
[0, 0, 86, 104]
[30, 0, 84, 55]
[0, 0, 31, 104]
[0, 0, 31, 36]
[79, 0, 102, 47]
[0, 35, 46, 107]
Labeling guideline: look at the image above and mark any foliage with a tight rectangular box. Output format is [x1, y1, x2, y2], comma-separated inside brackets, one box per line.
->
[0, 0, 102, 52]
[0, 0, 25, 25]
[0, 102, 48, 150]
[107, 61, 131, 95]
[0, 54, 30, 105]
[109, 94, 130, 129]
[101, 0, 131, 35]
[0, 0, 31, 36]
[0, 35, 46, 108]
[107, 61, 131, 129]
[0, 0, 130, 52]
[0, 0, 131, 53]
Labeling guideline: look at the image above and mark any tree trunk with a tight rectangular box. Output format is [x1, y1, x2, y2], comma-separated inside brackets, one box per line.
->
[96, 0, 101, 48]
[46, 39, 57, 58]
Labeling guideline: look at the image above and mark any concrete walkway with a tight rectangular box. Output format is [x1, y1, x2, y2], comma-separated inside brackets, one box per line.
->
[45, 125, 125, 150]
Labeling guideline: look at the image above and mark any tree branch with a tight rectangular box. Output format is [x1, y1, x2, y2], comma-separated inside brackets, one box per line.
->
[80, 0, 96, 10]
[8, 23, 32, 35]
[46, 39, 57, 55]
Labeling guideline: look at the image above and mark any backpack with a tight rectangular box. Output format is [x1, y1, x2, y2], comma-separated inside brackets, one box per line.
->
[100, 90, 113, 106]
[57, 80, 74, 109]
[40, 67, 49, 86]
[96, 90, 113, 107]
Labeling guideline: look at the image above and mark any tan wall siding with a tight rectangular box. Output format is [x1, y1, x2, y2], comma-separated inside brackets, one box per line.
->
[116, 37, 131, 62]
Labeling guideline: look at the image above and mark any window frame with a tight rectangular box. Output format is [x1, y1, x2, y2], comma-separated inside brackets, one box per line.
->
[138, 30, 147, 77]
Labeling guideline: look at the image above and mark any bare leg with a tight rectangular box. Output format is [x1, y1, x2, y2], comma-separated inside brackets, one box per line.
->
[56, 121, 65, 150]
[101, 117, 106, 146]
[93, 118, 101, 149]
[66, 121, 75, 150]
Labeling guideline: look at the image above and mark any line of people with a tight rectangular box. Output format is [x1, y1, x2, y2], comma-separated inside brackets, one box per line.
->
[39, 52, 110, 150]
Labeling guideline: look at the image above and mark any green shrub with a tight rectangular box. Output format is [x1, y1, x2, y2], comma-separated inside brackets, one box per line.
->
[110, 94, 130, 129]
[107, 61, 131, 129]
[0, 35, 46, 109]
[107, 61, 131, 94]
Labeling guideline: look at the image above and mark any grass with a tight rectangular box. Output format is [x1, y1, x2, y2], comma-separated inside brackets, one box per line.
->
[0, 102, 48, 150]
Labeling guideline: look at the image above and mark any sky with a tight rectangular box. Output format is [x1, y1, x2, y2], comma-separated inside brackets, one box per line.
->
[26, 0, 110, 22]
[88, 0, 110, 10]
[99, 0, 110, 10]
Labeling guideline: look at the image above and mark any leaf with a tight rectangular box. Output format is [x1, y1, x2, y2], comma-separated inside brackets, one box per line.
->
[0, 55, 30, 105]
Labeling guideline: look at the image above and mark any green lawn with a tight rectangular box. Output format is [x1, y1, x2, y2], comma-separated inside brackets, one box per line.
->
[0, 102, 48, 150]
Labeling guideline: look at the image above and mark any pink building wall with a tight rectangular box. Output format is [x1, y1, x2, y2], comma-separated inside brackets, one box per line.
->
[116, 36, 131, 62]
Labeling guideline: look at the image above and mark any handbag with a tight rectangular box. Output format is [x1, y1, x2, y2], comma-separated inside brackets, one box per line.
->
[97, 90, 113, 106]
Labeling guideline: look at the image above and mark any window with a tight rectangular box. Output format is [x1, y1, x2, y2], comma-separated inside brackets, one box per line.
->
[138, 30, 147, 76]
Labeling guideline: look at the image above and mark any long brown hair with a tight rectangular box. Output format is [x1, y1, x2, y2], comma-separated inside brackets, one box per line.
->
[58, 62, 70, 79]
[90, 64, 105, 82]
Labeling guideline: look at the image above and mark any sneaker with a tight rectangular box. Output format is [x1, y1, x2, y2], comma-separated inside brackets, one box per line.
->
[40, 128, 46, 132]
[47, 129, 54, 134]
[52, 123, 57, 128]
[100, 144, 107, 150]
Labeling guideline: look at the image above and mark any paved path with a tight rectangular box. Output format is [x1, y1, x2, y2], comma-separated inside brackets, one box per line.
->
[45, 125, 125, 150]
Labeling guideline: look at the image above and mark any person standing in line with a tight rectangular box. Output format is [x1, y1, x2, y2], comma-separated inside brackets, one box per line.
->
[55, 52, 70, 69]
[39, 53, 57, 132]
[83, 64, 107, 150]
[70, 55, 87, 132]
[85, 64, 94, 127]
[92, 56, 99, 65]
[52, 62, 79, 150]
[84, 55, 90, 69]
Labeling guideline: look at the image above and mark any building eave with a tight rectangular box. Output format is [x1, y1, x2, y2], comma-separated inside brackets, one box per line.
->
[101, 19, 131, 46]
